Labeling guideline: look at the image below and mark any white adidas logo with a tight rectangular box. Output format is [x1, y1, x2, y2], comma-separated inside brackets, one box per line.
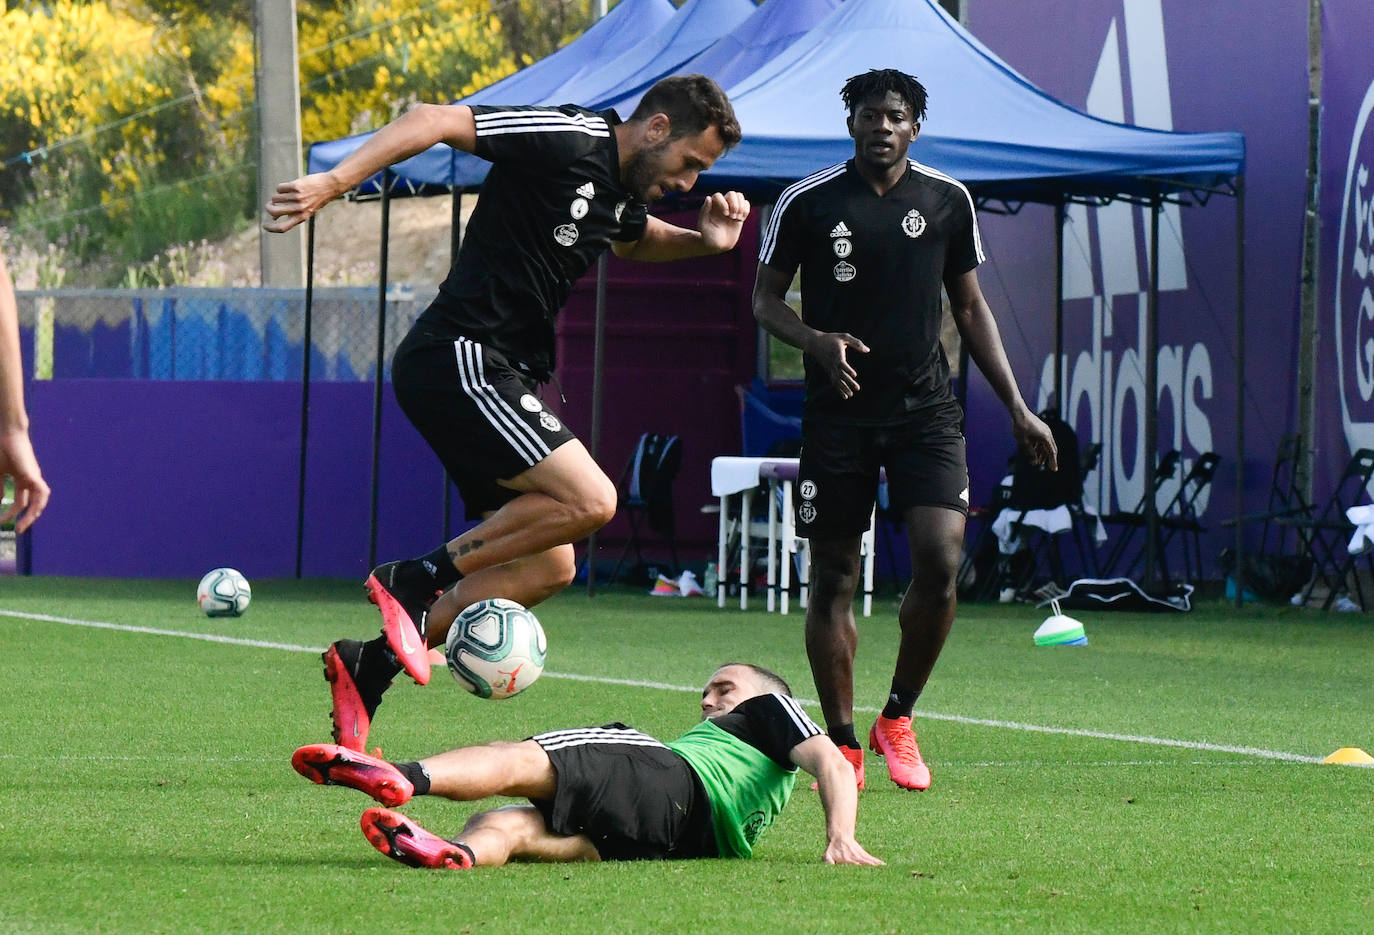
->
[576, 182, 595, 198]
[830, 221, 852, 237]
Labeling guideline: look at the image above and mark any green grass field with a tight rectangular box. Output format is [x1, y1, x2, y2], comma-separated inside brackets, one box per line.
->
[1, 577, 1371, 934]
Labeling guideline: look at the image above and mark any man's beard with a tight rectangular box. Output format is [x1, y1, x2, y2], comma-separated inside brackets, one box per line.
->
[622, 139, 672, 202]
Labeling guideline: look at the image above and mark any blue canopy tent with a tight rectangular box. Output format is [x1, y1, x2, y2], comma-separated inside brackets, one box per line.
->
[598, 0, 840, 116]
[705, 0, 1243, 203]
[300, 0, 1250, 598]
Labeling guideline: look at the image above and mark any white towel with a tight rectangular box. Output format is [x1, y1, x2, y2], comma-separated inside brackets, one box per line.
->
[1345, 504, 1374, 555]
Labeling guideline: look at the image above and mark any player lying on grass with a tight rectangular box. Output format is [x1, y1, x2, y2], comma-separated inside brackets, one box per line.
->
[292, 663, 883, 868]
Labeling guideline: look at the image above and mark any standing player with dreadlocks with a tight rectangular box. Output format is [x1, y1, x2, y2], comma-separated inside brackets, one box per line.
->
[752, 69, 1056, 790]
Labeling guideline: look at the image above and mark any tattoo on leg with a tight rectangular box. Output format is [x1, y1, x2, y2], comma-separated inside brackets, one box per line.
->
[454, 540, 484, 558]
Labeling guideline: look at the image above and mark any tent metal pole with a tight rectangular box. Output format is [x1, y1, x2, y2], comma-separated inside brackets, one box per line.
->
[295, 216, 316, 579]
[1234, 174, 1247, 607]
[585, 254, 610, 596]
[443, 182, 461, 543]
[1054, 199, 1065, 413]
[368, 169, 392, 571]
[1144, 191, 1161, 588]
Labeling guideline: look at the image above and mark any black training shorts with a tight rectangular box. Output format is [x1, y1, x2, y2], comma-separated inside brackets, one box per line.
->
[391, 329, 577, 519]
[796, 408, 969, 539]
[531, 724, 717, 861]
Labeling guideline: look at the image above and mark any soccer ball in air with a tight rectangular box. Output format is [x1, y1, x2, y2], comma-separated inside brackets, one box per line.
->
[444, 598, 547, 699]
[197, 567, 251, 617]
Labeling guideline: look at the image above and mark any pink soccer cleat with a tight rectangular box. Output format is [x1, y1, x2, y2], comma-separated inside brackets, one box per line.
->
[360, 808, 473, 870]
[291, 743, 413, 807]
[868, 715, 932, 790]
[365, 562, 437, 685]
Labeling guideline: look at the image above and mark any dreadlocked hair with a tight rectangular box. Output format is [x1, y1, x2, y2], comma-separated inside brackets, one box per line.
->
[841, 68, 928, 123]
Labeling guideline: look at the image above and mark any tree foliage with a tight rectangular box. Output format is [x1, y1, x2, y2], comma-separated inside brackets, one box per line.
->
[2, 0, 604, 285]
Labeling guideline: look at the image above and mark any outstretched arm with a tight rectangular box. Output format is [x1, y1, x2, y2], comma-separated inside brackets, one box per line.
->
[945, 268, 1057, 470]
[264, 103, 477, 233]
[611, 192, 750, 261]
[0, 255, 49, 533]
[753, 262, 869, 399]
[791, 735, 884, 866]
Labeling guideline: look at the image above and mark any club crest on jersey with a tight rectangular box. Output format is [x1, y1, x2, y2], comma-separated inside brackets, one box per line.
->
[902, 209, 927, 239]
[576, 181, 595, 199]
[799, 502, 817, 524]
[614, 200, 626, 222]
[554, 223, 579, 247]
[830, 221, 852, 238]
[539, 412, 562, 432]
[570, 197, 589, 220]
[799, 480, 817, 499]
[519, 394, 543, 413]
[832, 238, 852, 258]
[833, 261, 856, 282]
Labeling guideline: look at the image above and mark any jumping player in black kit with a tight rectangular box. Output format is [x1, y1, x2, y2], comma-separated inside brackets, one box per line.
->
[265, 75, 750, 751]
[752, 69, 1056, 791]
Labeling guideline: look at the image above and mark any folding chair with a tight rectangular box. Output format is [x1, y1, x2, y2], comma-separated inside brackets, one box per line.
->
[1099, 450, 1182, 577]
[1277, 448, 1374, 610]
[1220, 433, 1308, 554]
[610, 433, 682, 583]
[1155, 452, 1222, 582]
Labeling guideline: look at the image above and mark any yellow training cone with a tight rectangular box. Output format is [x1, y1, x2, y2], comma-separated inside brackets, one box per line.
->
[1322, 747, 1374, 765]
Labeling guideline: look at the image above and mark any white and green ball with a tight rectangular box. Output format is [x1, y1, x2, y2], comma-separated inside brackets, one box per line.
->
[197, 567, 251, 617]
[445, 598, 547, 699]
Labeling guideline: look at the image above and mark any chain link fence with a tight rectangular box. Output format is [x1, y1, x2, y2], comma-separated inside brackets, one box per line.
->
[13, 287, 423, 381]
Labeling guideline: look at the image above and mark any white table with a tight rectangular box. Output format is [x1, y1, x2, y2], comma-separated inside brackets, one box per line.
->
[710, 456, 876, 616]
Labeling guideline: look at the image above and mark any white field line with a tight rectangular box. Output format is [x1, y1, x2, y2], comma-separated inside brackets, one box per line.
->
[0, 609, 1343, 766]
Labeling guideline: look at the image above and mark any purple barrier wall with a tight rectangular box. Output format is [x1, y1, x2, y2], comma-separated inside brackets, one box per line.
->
[25, 380, 463, 580]
[965, 0, 1309, 579]
[19, 216, 762, 581]
[1317, 0, 1374, 495]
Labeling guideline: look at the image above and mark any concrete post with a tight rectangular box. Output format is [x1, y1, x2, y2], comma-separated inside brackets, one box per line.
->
[255, 0, 305, 288]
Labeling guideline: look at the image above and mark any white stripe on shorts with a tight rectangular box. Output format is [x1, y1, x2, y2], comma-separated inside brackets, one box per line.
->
[453, 337, 551, 467]
[534, 726, 667, 752]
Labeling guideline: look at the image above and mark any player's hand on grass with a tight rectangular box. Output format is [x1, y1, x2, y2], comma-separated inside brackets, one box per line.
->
[806, 332, 869, 400]
[1013, 407, 1058, 472]
[697, 191, 751, 252]
[0, 428, 49, 533]
[264, 173, 346, 233]
[823, 835, 885, 866]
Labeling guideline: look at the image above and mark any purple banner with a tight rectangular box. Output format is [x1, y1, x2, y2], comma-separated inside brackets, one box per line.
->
[25, 381, 466, 580]
[1318, 0, 1374, 492]
[965, 0, 1309, 578]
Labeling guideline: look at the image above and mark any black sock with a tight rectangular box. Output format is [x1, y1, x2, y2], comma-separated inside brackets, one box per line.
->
[394, 760, 432, 796]
[359, 635, 404, 688]
[881, 682, 921, 720]
[418, 545, 463, 590]
[451, 841, 476, 866]
[828, 724, 860, 749]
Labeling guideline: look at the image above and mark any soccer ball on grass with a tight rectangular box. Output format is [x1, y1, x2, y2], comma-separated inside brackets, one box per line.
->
[445, 598, 546, 699]
[197, 567, 251, 617]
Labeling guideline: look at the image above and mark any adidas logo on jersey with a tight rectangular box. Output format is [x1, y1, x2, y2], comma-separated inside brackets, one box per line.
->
[576, 182, 595, 198]
[830, 221, 852, 238]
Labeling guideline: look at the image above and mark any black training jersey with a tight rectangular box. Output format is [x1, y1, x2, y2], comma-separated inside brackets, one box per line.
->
[759, 158, 984, 425]
[702, 692, 825, 768]
[418, 104, 650, 378]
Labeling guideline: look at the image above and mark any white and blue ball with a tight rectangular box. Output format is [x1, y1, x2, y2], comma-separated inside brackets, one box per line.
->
[445, 598, 547, 699]
[197, 567, 251, 617]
